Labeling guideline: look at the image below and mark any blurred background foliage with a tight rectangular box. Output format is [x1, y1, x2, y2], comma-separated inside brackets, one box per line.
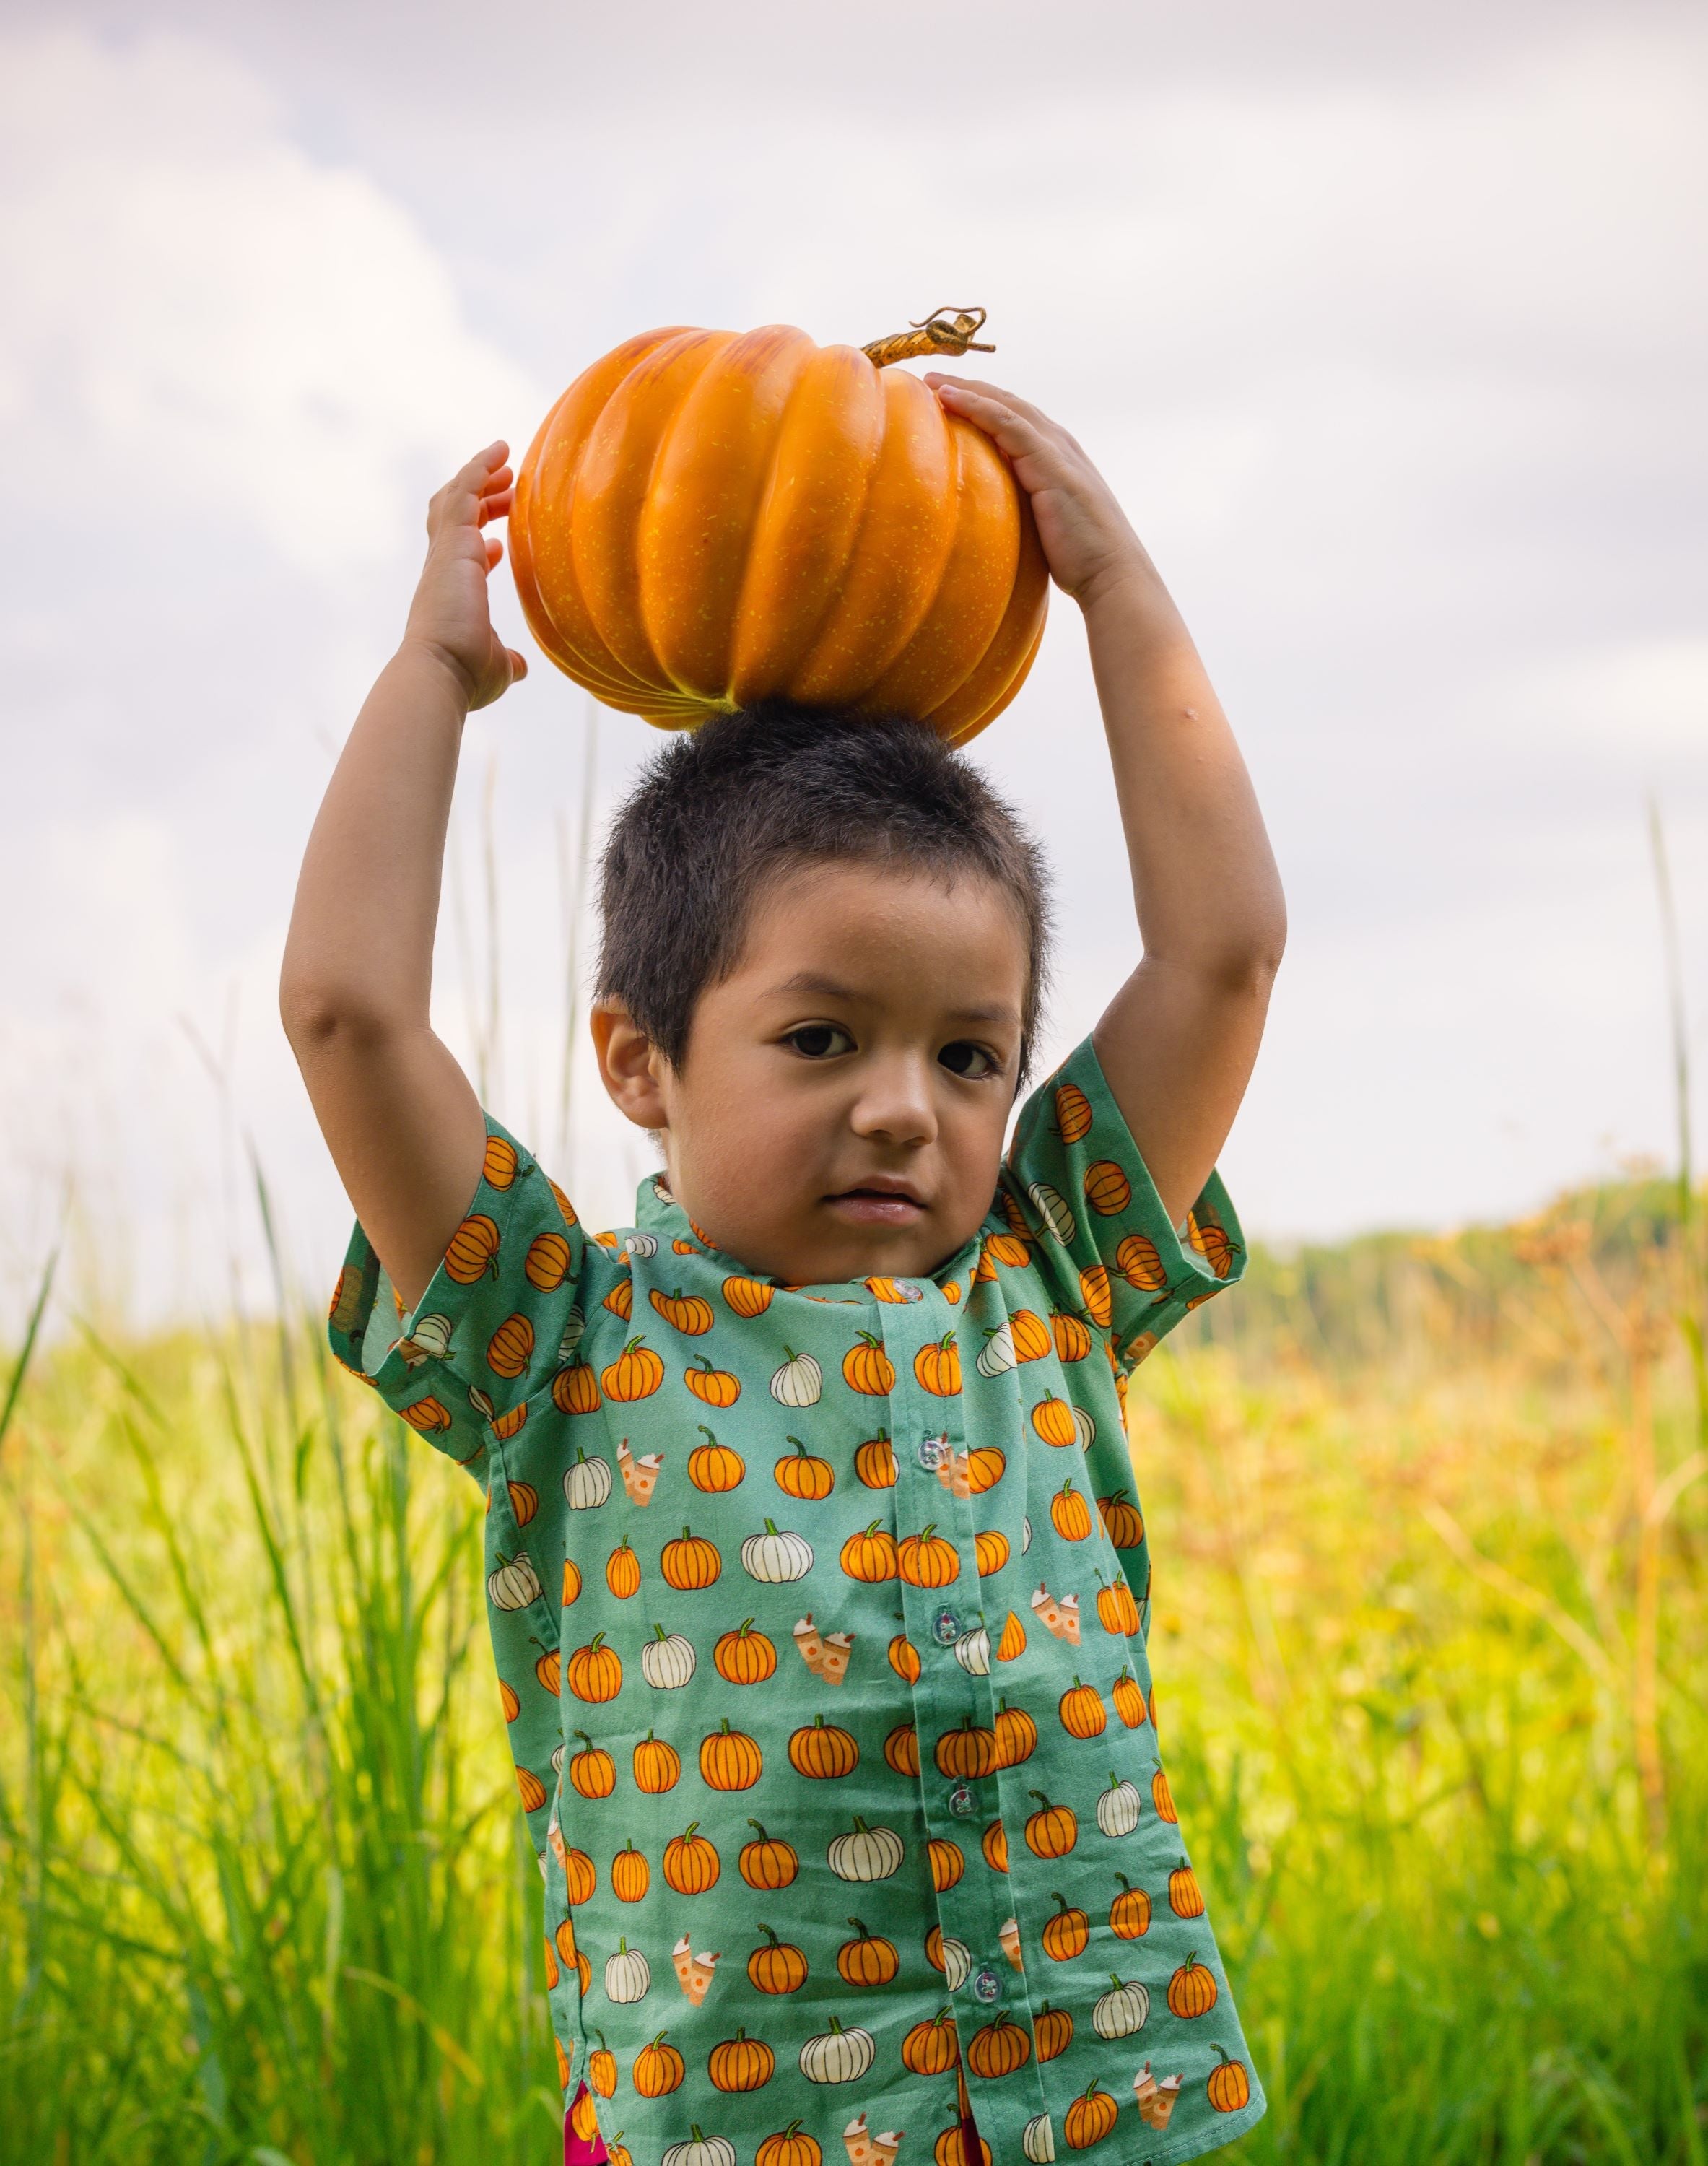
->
[2, 1168, 1703, 2163]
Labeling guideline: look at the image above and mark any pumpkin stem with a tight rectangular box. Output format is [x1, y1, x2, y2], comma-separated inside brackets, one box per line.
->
[747, 1819, 768, 1835]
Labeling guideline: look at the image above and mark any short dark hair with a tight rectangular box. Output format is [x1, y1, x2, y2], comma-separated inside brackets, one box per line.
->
[596, 703, 1052, 1079]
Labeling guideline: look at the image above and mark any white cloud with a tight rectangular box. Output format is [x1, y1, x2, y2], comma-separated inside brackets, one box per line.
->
[0, 27, 539, 573]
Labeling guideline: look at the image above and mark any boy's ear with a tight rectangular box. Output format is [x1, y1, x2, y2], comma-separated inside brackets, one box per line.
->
[591, 1000, 671, 1132]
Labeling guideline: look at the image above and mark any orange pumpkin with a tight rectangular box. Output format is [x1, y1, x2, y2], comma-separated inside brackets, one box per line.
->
[914, 1334, 962, 1396]
[1050, 1480, 1093, 1542]
[499, 1678, 521, 1723]
[995, 1609, 1027, 1662]
[605, 1541, 642, 1599]
[887, 1632, 922, 1684]
[1054, 1079, 1093, 1143]
[650, 1286, 714, 1336]
[554, 1915, 578, 1967]
[1169, 1859, 1206, 1918]
[562, 1556, 582, 1607]
[515, 1765, 546, 1812]
[984, 1231, 1032, 1269]
[837, 1918, 900, 1986]
[581, 2030, 616, 2098]
[1041, 1891, 1089, 1961]
[1096, 1575, 1142, 1637]
[747, 1924, 809, 1994]
[975, 1528, 1011, 1578]
[1096, 1490, 1145, 1548]
[487, 1313, 536, 1380]
[700, 1720, 764, 1791]
[634, 1731, 681, 1794]
[902, 2009, 961, 2075]
[1063, 2083, 1118, 2152]
[1024, 1791, 1078, 1858]
[842, 1333, 897, 1396]
[1152, 1767, 1180, 1824]
[1207, 2045, 1252, 2114]
[567, 1634, 623, 1703]
[899, 1524, 961, 1588]
[1110, 1874, 1151, 1939]
[1059, 1678, 1107, 1740]
[661, 1525, 723, 1590]
[993, 1697, 1038, 1770]
[480, 1134, 518, 1189]
[1053, 1309, 1094, 1362]
[1112, 1667, 1146, 1728]
[966, 2014, 1032, 2080]
[1008, 1308, 1053, 1362]
[401, 1396, 452, 1435]
[1079, 1264, 1113, 1328]
[1034, 2001, 1074, 2061]
[602, 1334, 665, 1401]
[884, 1721, 920, 1777]
[611, 1841, 650, 1903]
[854, 1430, 897, 1488]
[445, 1213, 501, 1284]
[788, 1716, 859, 1779]
[632, 2032, 686, 2098]
[933, 1718, 998, 1780]
[935, 2126, 993, 2166]
[758, 2121, 823, 2166]
[569, 1731, 615, 1799]
[684, 1358, 743, 1409]
[662, 1822, 721, 1894]
[723, 1274, 775, 1318]
[492, 1402, 528, 1441]
[509, 319, 1048, 741]
[506, 1480, 539, 1527]
[1115, 1232, 1166, 1290]
[542, 1933, 560, 1990]
[967, 1443, 1006, 1493]
[563, 1845, 596, 1903]
[687, 1427, 746, 1491]
[1167, 1952, 1219, 2018]
[739, 1820, 798, 1890]
[840, 1521, 899, 1583]
[1083, 1160, 1131, 1216]
[604, 1275, 635, 1321]
[1189, 1210, 1237, 1278]
[526, 1231, 572, 1290]
[532, 1642, 562, 1696]
[551, 1361, 601, 1416]
[928, 1837, 965, 1892]
[1030, 1393, 1077, 1447]
[774, 1438, 835, 1500]
[981, 1818, 1009, 1873]
[715, 1619, 778, 1684]
[710, 2027, 776, 2094]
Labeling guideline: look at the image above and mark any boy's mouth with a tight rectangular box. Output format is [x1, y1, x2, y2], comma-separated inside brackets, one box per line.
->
[824, 1179, 926, 1226]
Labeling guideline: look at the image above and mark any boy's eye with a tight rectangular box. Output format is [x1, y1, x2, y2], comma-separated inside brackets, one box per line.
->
[939, 1040, 999, 1079]
[786, 1025, 854, 1059]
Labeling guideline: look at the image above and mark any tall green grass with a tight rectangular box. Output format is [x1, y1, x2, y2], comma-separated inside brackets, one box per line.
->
[1, 1178, 1704, 2162]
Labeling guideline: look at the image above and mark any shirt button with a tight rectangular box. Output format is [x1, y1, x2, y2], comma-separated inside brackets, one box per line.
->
[972, 1967, 1001, 2004]
[917, 1435, 944, 1470]
[947, 1784, 977, 1819]
[931, 1606, 959, 1645]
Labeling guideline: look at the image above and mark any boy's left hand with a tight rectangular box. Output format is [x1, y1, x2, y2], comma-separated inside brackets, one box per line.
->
[927, 375, 1149, 610]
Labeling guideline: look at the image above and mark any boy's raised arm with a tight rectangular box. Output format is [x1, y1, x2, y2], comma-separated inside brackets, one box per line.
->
[279, 442, 527, 1308]
[931, 378, 1286, 1229]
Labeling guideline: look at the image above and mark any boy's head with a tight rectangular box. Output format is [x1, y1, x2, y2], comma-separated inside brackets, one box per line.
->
[591, 705, 1051, 1284]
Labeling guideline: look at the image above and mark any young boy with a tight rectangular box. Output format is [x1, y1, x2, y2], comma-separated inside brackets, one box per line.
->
[283, 373, 1284, 2166]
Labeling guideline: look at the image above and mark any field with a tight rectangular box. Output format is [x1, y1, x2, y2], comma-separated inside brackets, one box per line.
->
[2, 1180, 1704, 2165]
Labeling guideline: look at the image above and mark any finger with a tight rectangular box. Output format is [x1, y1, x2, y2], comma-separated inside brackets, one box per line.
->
[484, 536, 505, 570]
[507, 648, 528, 680]
[927, 375, 1055, 430]
[476, 483, 515, 524]
[932, 383, 1055, 460]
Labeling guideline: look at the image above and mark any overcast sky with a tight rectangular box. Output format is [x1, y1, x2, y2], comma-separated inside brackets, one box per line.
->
[2, 0, 1705, 1327]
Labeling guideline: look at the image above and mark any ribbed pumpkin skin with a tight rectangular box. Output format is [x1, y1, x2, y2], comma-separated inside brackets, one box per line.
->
[511, 326, 1049, 742]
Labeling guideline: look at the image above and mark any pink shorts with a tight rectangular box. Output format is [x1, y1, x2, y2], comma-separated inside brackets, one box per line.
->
[565, 2086, 609, 2166]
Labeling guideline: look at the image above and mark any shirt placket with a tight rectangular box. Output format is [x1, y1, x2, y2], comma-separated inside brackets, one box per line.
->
[879, 1284, 1050, 2164]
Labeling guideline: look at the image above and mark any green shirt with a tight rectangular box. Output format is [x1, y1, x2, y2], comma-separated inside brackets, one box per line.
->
[331, 1037, 1265, 2166]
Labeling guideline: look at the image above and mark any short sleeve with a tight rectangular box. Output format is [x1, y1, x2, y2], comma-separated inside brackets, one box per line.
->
[326, 1121, 587, 1478]
[998, 1036, 1245, 1373]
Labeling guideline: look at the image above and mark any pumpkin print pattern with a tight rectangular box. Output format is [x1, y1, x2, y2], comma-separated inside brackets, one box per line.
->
[328, 1038, 1262, 2165]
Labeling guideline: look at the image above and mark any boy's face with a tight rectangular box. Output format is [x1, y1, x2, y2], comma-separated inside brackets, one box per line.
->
[595, 861, 1029, 1285]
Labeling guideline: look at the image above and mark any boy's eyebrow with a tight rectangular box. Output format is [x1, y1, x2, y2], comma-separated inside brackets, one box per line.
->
[767, 972, 1021, 1027]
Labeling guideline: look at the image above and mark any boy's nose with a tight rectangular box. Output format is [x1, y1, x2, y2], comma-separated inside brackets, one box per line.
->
[849, 1056, 938, 1147]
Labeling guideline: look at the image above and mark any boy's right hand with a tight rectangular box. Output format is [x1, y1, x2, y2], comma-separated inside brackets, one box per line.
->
[402, 441, 529, 710]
